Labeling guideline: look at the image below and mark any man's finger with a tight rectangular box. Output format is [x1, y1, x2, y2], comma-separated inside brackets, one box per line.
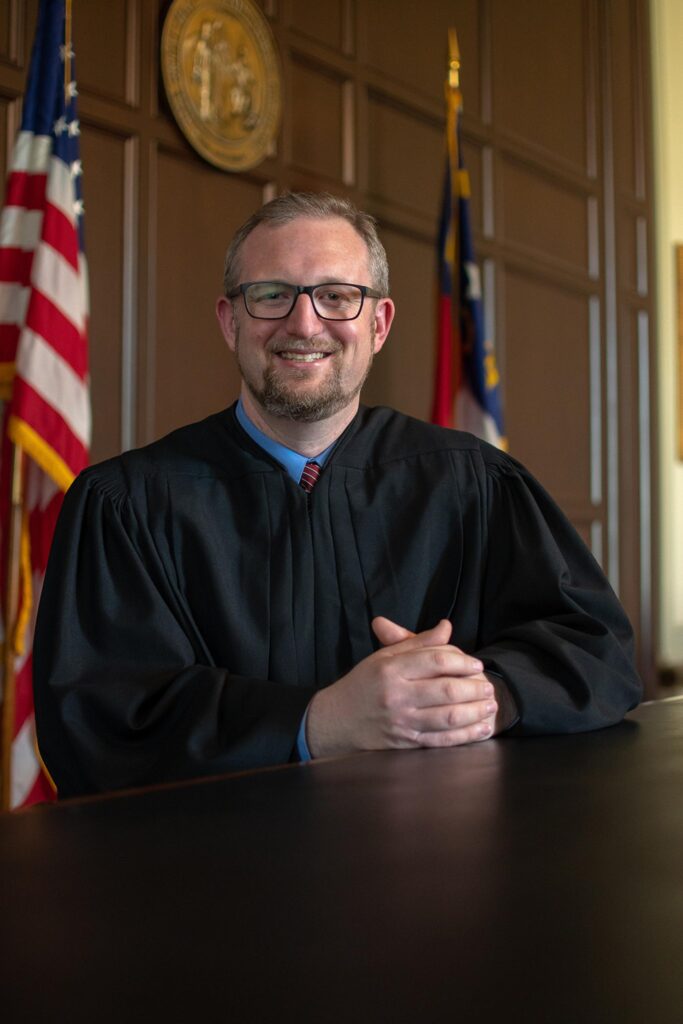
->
[415, 718, 496, 747]
[407, 697, 498, 734]
[371, 616, 452, 651]
[392, 649, 485, 683]
[404, 674, 494, 708]
[372, 616, 415, 646]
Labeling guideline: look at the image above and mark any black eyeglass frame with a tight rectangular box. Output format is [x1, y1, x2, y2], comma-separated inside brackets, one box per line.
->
[228, 281, 384, 321]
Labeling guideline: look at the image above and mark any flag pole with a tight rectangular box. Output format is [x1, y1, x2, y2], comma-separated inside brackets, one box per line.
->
[447, 28, 463, 403]
[431, 27, 465, 427]
[64, 0, 72, 100]
[447, 27, 461, 97]
[432, 27, 507, 443]
[1, 443, 24, 810]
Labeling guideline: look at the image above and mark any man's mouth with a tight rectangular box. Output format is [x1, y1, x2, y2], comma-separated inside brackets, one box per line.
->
[270, 341, 339, 364]
[277, 350, 331, 362]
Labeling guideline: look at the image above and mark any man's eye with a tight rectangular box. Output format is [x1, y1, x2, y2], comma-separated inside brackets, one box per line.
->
[254, 287, 290, 303]
[318, 288, 355, 305]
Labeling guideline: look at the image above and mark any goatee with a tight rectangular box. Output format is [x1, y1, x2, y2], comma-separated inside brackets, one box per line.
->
[235, 330, 375, 423]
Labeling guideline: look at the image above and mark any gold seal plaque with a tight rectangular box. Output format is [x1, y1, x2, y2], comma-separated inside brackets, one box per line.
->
[161, 0, 281, 172]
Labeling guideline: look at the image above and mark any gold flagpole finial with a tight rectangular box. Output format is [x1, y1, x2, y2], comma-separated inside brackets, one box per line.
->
[64, 0, 73, 102]
[447, 27, 461, 92]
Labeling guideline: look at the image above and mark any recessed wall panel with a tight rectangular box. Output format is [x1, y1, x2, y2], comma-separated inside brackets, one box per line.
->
[154, 152, 261, 441]
[611, 0, 636, 198]
[73, 0, 131, 105]
[289, 0, 345, 52]
[79, 124, 126, 464]
[361, 228, 435, 422]
[500, 159, 590, 273]
[363, 0, 481, 113]
[290, 59, 343, 180]
[0, 16, 9, 65]
[492, 0, 586, 171]
[0, 0, 15, 64]
[367, 95, 442, 221]
[503, 269, 592, 507]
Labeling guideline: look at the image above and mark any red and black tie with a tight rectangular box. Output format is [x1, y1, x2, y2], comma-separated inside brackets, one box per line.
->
[300, 460, 321, 493]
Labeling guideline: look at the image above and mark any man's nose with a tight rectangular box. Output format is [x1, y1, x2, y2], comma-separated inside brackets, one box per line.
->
[283, 291, 323, 335]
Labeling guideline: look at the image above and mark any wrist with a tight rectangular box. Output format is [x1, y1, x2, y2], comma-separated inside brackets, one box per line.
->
[486, 672, 519, 733]
[305, 687, 340, 759]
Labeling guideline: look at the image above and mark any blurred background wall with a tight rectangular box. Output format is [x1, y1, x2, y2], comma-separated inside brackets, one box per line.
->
[651, 0, 683, 675]
[0, 0, 663, 690]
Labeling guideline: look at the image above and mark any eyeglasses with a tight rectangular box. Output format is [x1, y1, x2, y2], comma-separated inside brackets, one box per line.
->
[228, 281, 383, 321]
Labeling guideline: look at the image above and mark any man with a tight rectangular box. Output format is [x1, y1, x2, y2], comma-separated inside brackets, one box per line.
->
[34, 192, 642, 797]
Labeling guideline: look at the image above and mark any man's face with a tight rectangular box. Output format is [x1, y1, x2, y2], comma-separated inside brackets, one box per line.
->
[216, 216, 394, 423]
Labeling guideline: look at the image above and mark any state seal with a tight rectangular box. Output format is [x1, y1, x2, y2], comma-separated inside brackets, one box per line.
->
[161, 0, 282, 172]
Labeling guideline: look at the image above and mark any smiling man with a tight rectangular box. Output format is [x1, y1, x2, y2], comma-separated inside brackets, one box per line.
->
[34, 192, 642, 797]
[217, 212, 393, 437]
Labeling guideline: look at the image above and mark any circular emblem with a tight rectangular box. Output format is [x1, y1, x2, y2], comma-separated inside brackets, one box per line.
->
[161, 0, 281, 172]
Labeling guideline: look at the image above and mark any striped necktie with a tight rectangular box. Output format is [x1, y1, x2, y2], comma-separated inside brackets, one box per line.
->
[300, 460, 321, 492]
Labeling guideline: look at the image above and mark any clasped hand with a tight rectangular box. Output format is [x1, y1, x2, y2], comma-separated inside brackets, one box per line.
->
[306, 617, 509, 758]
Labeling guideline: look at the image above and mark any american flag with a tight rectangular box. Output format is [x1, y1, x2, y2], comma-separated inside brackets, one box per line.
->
[432, 29, 505, 448]
[0, 0, 90, 809]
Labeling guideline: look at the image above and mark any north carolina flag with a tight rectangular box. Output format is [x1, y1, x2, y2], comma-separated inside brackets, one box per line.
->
[0, 0, 90, 808]
[432, 30, 505, 448]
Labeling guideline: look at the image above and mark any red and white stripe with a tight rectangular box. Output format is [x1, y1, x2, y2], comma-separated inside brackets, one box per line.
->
[0, 119, 90, 806]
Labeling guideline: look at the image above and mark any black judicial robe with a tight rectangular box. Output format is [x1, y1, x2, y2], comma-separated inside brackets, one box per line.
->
[33, 404, 642, 797]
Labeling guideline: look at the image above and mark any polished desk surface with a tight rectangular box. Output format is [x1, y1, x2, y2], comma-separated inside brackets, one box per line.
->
[3, 698, 683, 1023]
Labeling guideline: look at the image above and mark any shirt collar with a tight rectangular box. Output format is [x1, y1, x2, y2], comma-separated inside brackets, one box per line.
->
[236, 399, 336, 486]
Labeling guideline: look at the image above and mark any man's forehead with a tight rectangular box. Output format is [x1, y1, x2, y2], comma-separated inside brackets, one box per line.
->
[250, 213, 356, 238]
[239, 215, 369, 276]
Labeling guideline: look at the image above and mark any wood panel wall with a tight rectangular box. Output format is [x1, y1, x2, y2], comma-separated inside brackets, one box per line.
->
[0, 0, 658, 689]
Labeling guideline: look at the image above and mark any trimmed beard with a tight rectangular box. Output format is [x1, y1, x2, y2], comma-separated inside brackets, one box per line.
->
[234, 325, 376, 423]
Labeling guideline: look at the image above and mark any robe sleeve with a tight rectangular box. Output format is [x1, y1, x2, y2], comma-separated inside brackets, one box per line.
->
[33, 473, 315, 797]
[476, 454, 642, 733]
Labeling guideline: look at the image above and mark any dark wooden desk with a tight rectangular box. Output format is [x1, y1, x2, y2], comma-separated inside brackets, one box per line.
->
[3, 698, 683, 1022]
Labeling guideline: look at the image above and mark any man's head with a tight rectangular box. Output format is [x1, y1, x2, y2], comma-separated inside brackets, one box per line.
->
[216, 192, 395, 432]
[221, 192, 390, 298]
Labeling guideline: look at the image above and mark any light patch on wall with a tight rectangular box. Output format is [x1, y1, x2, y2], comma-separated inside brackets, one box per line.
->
[678, 243, 683, 460]
[651, 0, 683, 658]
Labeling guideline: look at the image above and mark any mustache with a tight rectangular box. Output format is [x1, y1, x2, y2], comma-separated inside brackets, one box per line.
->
[266, 338, 342, 355]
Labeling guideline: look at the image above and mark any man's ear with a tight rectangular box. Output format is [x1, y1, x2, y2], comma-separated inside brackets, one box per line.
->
[372, 297, 395, 355]
[216, 296, 237, 353]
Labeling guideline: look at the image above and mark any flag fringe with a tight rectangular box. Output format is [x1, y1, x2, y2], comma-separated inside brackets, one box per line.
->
[35, 730, 57, 794]
[10, 507, 32, 656]
[8, 414, 75, 493]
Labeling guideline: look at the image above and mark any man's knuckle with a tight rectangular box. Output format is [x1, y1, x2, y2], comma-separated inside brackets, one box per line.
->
[385, 720, 418, 747]
[470, 722, 493, 743]
[432, 650, 449, 672]
[376, 685, 392, 711]
[377, 659, 396, 683]
[441, 679, 456, 703]
[399, 725, 420, 746]
[430, 730, 456, 749]
[446, 706, 462, 729]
